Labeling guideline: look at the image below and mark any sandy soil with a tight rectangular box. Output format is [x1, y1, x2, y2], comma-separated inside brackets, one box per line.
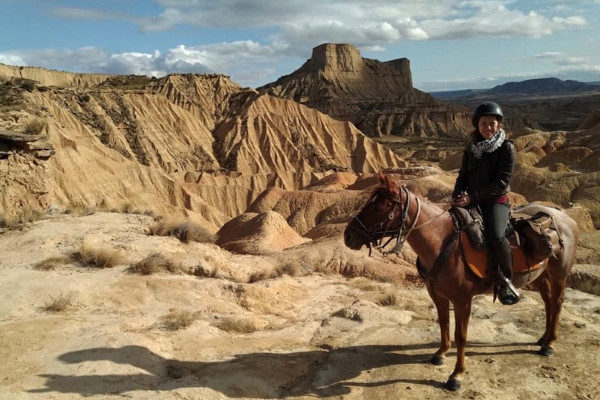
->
[1, 213, 599, 400]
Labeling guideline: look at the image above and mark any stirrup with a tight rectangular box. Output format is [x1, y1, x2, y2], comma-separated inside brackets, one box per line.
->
[498, 278, 521, 305]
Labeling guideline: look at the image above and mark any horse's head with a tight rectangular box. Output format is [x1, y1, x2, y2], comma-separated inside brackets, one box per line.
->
[344, 173, 408, 251]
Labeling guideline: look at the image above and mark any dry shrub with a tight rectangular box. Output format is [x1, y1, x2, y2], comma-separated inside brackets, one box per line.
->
[192, 265, 219, 278]
[247, 269, 272, 283]
[0, 209, 46, 230]
[0, 80, 25, 109]
[149, 219, 214, 243]
[130, 253, 183, 275]
[162, 310, 196, 331]
[247, 263, 301, 283]
[121, 203, 134, 214]
[214, 317, 259, 333]
[43, 293, 73, 312]
[19, 79, 36, 92]
[348, 278, 381, 292]
[275, 263, 300, 277]
[23, 118, 47, 135]
[75, 242, 123, 268]
[34, 255, 72, 271]
[376, 293, 399, 307]
[64, 203, 96, 216]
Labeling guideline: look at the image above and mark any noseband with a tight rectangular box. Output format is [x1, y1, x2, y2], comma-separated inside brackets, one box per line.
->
[351, 186, 417, 256]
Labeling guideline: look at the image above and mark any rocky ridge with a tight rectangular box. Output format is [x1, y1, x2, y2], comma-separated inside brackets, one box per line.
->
[0, 66, 404, 225]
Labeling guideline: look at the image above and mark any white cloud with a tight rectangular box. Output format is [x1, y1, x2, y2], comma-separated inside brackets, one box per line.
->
[0, 41, 284, 87]
[551, 16, 587, 26]
[125, 0, 589, 56]
[0, 54, 27, 66]
[531, 52, 588, 67]
[532, 52, 565, 59]
[420, 4, 586, 40]
[49, 1, 589, 60]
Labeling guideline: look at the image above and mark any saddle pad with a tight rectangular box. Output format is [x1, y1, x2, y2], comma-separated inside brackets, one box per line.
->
[459, 231, 547, 279]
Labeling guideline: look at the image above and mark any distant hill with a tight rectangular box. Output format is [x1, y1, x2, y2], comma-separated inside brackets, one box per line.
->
[431, 77, 600, 100]
[430, 89, 486, 100]
[489, 77, 598, 95]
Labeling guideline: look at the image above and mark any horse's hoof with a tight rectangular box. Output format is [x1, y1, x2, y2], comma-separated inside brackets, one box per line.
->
[536, 337, 547, 346]
[445, 377, 461, 391]
[539, 345, 554, 357]
[429, 355, 445, 365]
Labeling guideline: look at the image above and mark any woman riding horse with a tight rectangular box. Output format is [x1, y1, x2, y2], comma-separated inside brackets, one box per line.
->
[452, 102, 520, 305]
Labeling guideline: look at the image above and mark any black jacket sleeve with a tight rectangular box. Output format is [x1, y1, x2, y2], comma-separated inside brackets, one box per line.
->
[452, 148, 469, 199]
[470, 141, 515, 204]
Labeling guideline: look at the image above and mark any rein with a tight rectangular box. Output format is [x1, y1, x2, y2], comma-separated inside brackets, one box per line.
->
[351, 186, 450, 256]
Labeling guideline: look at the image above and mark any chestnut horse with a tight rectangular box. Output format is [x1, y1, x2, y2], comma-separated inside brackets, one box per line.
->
[343, 174, 578, 391]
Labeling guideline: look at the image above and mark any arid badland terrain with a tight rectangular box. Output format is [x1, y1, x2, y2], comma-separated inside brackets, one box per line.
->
[1, 43, 600, 399]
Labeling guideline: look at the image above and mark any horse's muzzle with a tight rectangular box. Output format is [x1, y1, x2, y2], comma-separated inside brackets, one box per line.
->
[344, 226, 364, 250]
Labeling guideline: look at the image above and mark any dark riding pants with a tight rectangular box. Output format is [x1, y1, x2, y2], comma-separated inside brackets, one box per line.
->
[481, 203, 512, 280]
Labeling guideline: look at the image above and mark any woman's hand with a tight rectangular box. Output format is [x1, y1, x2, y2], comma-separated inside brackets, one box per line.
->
[452, 194, 471, 207]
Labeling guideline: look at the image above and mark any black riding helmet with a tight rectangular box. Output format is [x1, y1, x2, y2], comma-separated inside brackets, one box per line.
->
[472, 102, 503, 127]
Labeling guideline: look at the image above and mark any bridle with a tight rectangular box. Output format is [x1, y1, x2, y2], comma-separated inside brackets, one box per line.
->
[350, 186, 419, 256]
[350, 185, 451, 256]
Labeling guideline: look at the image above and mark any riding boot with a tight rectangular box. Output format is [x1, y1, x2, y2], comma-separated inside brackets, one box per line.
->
[494, 237, 521, 305]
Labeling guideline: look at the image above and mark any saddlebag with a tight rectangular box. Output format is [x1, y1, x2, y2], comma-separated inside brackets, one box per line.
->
[512, 211, 563, 261]
[451, 205, 486, 249]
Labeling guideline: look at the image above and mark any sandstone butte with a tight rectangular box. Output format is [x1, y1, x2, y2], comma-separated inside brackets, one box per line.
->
[258, 43, 471, 137]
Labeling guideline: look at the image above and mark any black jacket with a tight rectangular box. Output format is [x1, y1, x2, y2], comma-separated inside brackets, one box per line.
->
[452, 139, 515, 204]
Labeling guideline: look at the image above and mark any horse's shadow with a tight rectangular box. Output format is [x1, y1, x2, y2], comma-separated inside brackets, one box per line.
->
[29, 341, 535, 398]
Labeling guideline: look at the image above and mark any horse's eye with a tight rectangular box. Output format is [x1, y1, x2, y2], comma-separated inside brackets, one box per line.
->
[369, 194, 379, 204]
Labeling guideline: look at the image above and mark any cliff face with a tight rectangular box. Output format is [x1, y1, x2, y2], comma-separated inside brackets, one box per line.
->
[259, 43, 470, 137]
[0, 66, 405, 225]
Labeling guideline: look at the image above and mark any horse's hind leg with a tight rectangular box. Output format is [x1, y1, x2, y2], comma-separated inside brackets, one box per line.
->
[532, 270, 552, 347]
[428, 288, 450, 366]
[541, 273, 568, 356]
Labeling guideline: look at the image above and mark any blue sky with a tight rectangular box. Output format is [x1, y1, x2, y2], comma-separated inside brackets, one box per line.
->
[1, 0, 599, 91]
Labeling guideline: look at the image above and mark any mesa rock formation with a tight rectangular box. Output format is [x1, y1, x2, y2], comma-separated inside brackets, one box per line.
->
[259, 43, 470, 137]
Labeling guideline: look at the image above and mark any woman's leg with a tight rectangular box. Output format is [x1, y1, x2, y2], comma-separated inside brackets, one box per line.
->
[482, 202, 520, 304]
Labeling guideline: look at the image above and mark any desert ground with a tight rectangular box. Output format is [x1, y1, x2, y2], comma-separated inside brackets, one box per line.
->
[1, 212, 599, 400]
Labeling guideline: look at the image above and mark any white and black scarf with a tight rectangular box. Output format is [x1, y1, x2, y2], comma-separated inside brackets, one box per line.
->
[469, 129, 505, 159]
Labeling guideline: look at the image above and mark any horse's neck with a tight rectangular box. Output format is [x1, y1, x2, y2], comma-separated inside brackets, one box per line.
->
[405, 193, 454, 271]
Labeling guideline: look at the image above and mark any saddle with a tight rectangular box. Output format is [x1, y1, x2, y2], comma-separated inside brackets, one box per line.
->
[450, 205, 563, 279]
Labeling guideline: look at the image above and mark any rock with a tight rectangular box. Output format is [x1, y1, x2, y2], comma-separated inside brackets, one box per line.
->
[35, 150, 54, 159]
[0, 131, 44, 143]
[216, 211, 310, 255]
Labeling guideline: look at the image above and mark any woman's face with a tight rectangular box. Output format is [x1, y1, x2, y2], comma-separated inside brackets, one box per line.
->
[478, 115, 500, 140]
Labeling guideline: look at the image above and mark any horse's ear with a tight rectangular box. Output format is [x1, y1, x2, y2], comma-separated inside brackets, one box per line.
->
[378, 172, 387, 186]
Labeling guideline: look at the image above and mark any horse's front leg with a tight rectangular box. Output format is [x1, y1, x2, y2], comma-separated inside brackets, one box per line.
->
[428, 288, 450, 365]
[446, 298, 472, 391]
